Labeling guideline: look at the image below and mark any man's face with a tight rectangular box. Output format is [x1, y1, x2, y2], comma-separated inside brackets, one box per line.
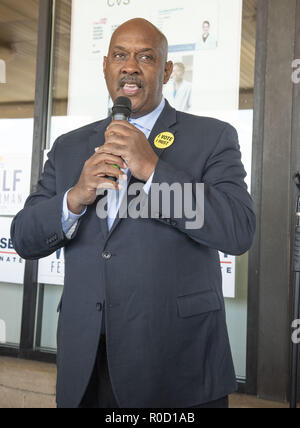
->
[203, 23, 210, 35]
[103, 25, 173, 118]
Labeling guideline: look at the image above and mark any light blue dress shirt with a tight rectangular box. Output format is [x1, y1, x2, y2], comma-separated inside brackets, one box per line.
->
[62, 97, 166, 236]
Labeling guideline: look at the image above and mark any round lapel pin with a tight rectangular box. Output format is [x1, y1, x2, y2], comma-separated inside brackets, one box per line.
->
[154, 132, 175, 149]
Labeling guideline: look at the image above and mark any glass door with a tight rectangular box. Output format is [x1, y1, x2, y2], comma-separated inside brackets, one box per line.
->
[0, 0, 38, 347]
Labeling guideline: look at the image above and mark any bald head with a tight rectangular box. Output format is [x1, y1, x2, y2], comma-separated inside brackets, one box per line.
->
[109, 18, 169, 63]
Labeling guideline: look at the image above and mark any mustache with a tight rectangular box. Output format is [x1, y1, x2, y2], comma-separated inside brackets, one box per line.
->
[118, 75, 144, 88]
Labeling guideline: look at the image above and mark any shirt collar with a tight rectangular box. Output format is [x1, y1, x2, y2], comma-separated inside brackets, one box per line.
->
[129, 97, 165, 132]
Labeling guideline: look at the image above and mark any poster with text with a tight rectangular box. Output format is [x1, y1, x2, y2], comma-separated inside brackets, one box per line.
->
[68, 0, 242, 120]
[219, 252, 236, 299]
[0, 153, 31, 216]
[38, 247, 65, 286]
[0, 119, 33, 216]
[0, 217, 25, 284]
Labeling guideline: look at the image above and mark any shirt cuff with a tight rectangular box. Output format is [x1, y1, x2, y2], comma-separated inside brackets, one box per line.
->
[143, 172, 154, 195]
[63, 189, 87, 219]
[62, 189, 87, 237]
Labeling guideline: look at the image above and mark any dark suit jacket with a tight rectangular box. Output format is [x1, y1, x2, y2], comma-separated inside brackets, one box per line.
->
[11, 101, 255, 408]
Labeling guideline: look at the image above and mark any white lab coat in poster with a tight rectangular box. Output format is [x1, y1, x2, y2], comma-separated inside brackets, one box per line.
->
[163, 80, 192, 112]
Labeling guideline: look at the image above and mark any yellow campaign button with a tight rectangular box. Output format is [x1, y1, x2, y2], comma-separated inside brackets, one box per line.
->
[154, 132, 175, 149]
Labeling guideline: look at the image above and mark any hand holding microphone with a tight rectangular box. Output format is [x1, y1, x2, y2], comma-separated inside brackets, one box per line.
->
[67, 96, 158, 215]
[99, 98, 159, 183]
[66, 97, 131, 214]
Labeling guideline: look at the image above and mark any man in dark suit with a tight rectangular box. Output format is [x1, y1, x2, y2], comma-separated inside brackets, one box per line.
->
[11, 18, 255, 408]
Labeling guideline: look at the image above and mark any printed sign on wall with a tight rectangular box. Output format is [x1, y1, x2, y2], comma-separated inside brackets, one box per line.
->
[0, 119, 33, 215]
[68, 0, 242, 120]
[0, 153, 31, 216]
[38, 248, 65, 286]
[0, 217, 25, 284]
[219, 253, 236, 299]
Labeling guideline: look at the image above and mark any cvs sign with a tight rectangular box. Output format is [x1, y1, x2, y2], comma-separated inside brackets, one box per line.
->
[107, 0, 130, 6]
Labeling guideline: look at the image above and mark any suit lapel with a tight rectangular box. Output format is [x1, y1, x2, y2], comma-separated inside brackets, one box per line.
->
[147, 100, 178, 159]
[105, 101, 178, 241]
[87, 116, 112, 157]
[87, 117, 112, 240]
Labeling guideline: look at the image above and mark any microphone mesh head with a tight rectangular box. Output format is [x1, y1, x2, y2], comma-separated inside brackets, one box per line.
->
[112, 96, 132, 118]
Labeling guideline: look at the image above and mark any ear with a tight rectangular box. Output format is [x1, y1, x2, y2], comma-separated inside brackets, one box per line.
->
[103, 56, 108, 76]
[163, 61, 173, 84]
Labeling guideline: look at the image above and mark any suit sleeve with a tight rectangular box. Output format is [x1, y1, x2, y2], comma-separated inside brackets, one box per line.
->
[149, 124, 256, 256]
[10, 138, 81, 260]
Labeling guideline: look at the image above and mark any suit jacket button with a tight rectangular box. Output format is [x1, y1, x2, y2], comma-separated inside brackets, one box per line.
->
[102, 251, 112, 260]
[96, 303, 103, 312]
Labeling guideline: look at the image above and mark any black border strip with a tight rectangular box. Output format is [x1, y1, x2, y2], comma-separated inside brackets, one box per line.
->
[290, 0, 300, 403]
[245, 0, 268, 396]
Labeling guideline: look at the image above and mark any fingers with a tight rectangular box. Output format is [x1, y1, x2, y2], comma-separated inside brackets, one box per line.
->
[81, 153, 127, 195]
[93, 163, 127, 181]
[105, 121, 138, 137]
[85, 157, 127, 180]
[96, 143, 126, 158]
[104, 133, 128, 148]
[92, 150, 126, 169]
[104, 123, 141, 144]
[86, 179, 122, 192]
[96, 177, 123, 191]
[85, 172, 124, 190]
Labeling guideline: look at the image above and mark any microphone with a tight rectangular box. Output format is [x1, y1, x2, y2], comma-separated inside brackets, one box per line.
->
[106, 96, 132, 182]
[112, 96, 132, 121]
